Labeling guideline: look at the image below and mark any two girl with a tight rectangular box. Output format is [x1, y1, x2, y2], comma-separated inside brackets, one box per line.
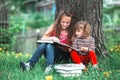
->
[20, 10, 99, 73]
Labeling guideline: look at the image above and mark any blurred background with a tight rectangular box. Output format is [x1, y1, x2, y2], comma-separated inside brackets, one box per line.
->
[0, 0, 120, 54]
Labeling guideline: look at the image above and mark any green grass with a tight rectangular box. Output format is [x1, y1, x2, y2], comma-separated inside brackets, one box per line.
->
[0, 50, 120, 80]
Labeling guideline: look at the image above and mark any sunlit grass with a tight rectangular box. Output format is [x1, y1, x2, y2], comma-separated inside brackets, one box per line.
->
[0, 48, 120, 80]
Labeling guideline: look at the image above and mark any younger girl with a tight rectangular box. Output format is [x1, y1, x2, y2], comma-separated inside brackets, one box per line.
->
[70, 21, 98, 69]
[20, 10, 75, 74]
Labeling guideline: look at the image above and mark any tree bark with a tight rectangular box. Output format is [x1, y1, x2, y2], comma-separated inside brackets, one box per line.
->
[55, 0, 109, 57]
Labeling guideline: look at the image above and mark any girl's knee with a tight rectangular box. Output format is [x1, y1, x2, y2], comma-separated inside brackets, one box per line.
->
[39, 43, 46, 46]
[89, 51, 96, 56]
[70, 50, 77, 56]
[38, 43, 46, 48]
[46, 44, 54, 49]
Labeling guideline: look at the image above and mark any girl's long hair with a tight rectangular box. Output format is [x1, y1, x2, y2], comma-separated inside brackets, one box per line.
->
[53, 9, 75, 45]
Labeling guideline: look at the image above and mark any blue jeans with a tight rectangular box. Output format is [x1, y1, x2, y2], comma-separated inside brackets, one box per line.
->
[28, 43, 54, 66]
[28, 43, 70, 67]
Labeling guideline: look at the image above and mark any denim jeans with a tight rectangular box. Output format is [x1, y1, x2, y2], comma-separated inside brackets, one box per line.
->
[28, 43, 70, 67]
[28, 43, 54, 66]
[54, 46, 70, 63]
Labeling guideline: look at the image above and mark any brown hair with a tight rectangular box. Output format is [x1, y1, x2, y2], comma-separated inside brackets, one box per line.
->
[53, 9, 75, 44]
[74, 21, 92, 38]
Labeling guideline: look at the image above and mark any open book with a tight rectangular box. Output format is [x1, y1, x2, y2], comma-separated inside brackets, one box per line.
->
[37, 40, 78, 51]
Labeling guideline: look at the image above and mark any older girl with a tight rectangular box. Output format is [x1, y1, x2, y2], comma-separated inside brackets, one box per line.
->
[20, 10, 75, 74]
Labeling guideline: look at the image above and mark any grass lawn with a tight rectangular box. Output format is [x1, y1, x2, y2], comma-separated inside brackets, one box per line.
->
[0, 50, 120, 80]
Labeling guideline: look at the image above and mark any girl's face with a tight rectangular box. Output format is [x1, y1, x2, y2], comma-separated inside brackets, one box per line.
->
[60, 15, 71, 30]
[75, 27, 84, 38]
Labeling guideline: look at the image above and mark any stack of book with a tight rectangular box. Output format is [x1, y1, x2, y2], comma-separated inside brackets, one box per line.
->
[54, 63, 85, 77]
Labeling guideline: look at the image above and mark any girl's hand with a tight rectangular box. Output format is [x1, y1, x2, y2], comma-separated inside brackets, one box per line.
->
[41, 36, 60, 42]
[80, 47, 89, 52]
[68, 48, 72, 52]
[51, 37, 60, 42]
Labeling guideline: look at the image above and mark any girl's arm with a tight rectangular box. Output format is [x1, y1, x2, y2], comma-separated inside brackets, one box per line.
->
[89, 38, 95, 51]
[41, 23, 60, 42]
[41, 23, 54, 39]
[81, 37, 95, 52]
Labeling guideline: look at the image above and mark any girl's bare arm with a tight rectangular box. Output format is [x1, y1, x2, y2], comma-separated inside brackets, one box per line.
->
[41, 24, 60, 42]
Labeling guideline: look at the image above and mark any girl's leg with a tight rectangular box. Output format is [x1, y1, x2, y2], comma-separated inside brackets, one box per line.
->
[70, 51, 87, 71]
[54, 47, 70, 63]
[70, 50, 81, 64]
[28, 43, 46, 66]
[88, 51, 98, 66]
[20, 43, 47, 71]
[45, 44, 54, 66]
[70, 50, 90, 64]
[43, 44, 55, 74]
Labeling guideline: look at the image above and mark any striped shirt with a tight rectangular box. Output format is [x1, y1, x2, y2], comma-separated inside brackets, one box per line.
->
[72, 37, 95, 55]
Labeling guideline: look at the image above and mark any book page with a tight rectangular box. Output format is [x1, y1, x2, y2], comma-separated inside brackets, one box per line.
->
[37, 40, 54, 43]
[37, 40, 78, 51]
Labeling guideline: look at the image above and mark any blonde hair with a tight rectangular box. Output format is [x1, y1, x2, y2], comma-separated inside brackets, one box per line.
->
[74, 21, 92, 38]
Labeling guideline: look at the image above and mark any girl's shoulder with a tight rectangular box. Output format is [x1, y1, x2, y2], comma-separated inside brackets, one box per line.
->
[87, 36, 95, 41]
[88, 36, 94, 39]
[73, 37, 83, 42]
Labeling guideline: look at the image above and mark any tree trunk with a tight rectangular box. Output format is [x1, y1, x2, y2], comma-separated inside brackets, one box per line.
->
[55, 0, 109, 57]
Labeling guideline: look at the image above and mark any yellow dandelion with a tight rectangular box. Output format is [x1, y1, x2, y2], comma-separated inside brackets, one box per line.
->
[103, 72, 109, 77]
[110, 48, 113, 51]
[45, 75, 53, 80]
[19, 52, 22, 56]
[25, 54, 29, 57]
[0, 48, 2, 51]
[15, 54, 19, 58]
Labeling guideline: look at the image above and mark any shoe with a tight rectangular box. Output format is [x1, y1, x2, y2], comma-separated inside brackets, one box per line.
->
[19, 62, 31, 71]
[79, 63, 87, 72]
[93, 64, 99, 69]
[83, 67, 88, 72]
[93, 64, 103, 71]
[45, 65, 53, 75]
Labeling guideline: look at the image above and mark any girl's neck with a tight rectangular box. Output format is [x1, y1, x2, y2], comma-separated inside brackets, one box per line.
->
[61, 30, 68, 35]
